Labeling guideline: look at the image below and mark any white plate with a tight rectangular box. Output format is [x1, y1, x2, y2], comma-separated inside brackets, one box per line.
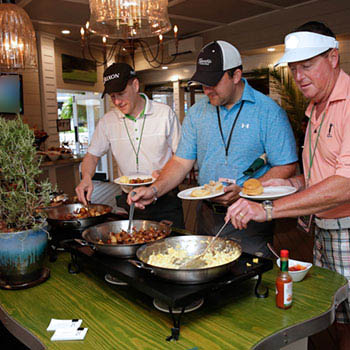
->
[177, 186, 225, 200]
[114, 174, 155, 186]
[239, 186, 297, 200]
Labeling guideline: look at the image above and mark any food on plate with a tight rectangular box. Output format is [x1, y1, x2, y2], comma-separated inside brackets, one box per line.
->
[118, 176, 153, 184]
[289, 264, 307, 272]
[58, 206, 110, 220]
[190, 188, 211, 197]
[242, 178, 263, 196]
[97, 227, 167, 245]
[118, 176, 129, 184]
[129, 177, 152, 184]
[147, 244, 241, 269]
[190, 180, 224, 197]
[204, 180, 224, 193]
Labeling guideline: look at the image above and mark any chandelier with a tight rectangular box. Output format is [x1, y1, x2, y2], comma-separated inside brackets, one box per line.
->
[81, 0, 179, 68]
[0, 0, 37, 69]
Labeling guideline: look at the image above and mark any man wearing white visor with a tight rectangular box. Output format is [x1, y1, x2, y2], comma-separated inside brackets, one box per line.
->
[226, 21, 350, 349]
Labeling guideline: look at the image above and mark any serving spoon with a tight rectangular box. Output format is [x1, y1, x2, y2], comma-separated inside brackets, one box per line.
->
[267, 243, 280, 259]
[179, 220, 229, 269]
[127, 191, 136, 234]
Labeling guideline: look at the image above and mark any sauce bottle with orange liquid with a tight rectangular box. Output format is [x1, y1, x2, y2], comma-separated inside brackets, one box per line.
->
[276, 249, 293, 309]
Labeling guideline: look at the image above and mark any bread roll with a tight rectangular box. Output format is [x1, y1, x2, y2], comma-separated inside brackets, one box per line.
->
[242, 178, 263, 196]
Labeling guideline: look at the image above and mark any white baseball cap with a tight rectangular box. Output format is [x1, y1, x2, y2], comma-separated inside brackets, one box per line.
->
[276, 31, 339, 65]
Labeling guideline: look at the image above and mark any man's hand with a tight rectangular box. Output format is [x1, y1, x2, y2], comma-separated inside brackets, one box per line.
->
[211, 183, 241, 206]
[225, 198, 266, 230]
[75, 178, 93, 205]
[127, 186, 156, 209]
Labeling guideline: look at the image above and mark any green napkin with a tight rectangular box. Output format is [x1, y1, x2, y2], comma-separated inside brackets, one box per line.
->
[243, 153, 267, 176]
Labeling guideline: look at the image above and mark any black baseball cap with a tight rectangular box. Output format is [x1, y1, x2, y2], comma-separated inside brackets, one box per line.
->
[189, 40, 242, 86]
[102, 63, 136, 98]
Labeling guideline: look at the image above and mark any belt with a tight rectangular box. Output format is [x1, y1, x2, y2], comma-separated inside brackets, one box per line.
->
[204, 200, 227, 215]
[315, 216, 350, 230]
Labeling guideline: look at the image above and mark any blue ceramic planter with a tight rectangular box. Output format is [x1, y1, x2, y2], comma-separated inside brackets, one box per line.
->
[0, 226, 48, 285]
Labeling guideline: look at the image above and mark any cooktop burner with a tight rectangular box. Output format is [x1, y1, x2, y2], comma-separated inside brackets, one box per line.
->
[104, 273, 128, 286]
[63, 240, 273, 341]
[153, 298, 204, 314]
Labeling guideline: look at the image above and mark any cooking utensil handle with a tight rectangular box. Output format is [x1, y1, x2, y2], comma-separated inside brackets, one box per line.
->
[74, 239, 96, 250]
[63, 220, 81, 228]
[205, 220, 229, 252]
[267, 243, 280, 259]
[159, 219, 173, 227]
[128, 259, 153, 271]
[74, 238, 92, 247]
[127, 191, 136, 233]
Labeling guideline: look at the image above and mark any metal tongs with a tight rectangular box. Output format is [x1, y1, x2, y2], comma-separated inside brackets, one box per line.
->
[127, 191, 136, 234]
[179, 220, 229, 269]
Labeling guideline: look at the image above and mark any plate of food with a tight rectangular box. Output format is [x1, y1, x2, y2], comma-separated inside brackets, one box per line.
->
[239, 179, 296, 200]
[178, 181, 225, 200]
[114, 174, 155, 186]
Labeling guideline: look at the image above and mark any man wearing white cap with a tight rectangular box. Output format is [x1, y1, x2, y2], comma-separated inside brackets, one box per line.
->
[129, 40, 297, 257]
[226, 21, 350, 348]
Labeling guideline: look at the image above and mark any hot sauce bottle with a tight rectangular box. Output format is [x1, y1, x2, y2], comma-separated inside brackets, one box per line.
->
[276, 249, 293, 309]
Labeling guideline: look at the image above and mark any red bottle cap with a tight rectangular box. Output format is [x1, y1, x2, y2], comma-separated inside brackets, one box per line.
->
[280, 250, 289, 258]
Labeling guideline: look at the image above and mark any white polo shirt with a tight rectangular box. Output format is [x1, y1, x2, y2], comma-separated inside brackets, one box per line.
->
[88, 93, 181, 178]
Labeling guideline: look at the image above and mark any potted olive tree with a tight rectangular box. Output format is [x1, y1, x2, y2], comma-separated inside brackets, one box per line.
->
[0, 116, 53, 289]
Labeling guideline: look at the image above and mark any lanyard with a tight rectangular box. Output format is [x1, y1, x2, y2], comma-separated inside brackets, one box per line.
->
[123, 101, 146, 173]
[216, 101, 245, 165]
[307, 104, 326, 186]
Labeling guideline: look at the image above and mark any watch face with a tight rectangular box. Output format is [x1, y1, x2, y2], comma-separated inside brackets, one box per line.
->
[263, 200, 273, 207]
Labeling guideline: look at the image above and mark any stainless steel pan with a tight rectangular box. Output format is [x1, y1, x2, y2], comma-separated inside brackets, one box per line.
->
[81, 220, 172, 258]
[130, 235, 242, 284]
[45, 203, 112, 229]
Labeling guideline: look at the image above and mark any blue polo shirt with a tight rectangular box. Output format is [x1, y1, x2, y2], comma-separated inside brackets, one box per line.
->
[176, 79, 297, 186]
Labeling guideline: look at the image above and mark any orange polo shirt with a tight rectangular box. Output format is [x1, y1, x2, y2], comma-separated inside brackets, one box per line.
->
[303, 69, 350, 219]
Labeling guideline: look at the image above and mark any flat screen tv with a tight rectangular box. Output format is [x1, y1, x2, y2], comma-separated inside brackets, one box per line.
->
[62, 54, 97, 83]
[0, 73, 24, 114]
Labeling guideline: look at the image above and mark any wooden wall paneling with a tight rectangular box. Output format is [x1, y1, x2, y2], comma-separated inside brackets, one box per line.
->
[36, 33, 59, 149]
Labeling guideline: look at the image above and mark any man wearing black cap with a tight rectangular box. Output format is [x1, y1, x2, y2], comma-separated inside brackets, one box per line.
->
[76, 63, 184, 228]
[128, 41, 297, 257]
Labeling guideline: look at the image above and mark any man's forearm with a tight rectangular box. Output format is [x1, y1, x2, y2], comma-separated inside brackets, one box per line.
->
[273, 175, 350, 218]
[259, 162, 297, 182]
[81, 153, 99, 180]
[152, 156, 194, 197]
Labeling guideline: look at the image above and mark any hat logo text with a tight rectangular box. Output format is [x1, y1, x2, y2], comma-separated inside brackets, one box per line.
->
[198, 58, 212, 66]
[104, 73, 120, 83]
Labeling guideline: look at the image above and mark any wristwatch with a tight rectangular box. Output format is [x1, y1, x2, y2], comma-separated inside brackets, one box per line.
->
[262, 200, 273, 221]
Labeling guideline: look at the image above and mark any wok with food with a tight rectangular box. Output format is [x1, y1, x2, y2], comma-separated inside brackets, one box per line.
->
[45, 203, 112, 229]
[82, 220, 172, 258]
[131, 235, 242, 284]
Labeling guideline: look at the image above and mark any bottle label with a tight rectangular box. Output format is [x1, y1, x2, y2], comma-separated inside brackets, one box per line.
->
[284, 282, 293, 306]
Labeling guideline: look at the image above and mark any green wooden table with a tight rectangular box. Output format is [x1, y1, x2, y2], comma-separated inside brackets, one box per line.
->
[0, 252, 347, 350]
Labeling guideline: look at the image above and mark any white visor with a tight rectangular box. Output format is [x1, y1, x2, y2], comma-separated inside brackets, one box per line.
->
[276, 31, 339, 65]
